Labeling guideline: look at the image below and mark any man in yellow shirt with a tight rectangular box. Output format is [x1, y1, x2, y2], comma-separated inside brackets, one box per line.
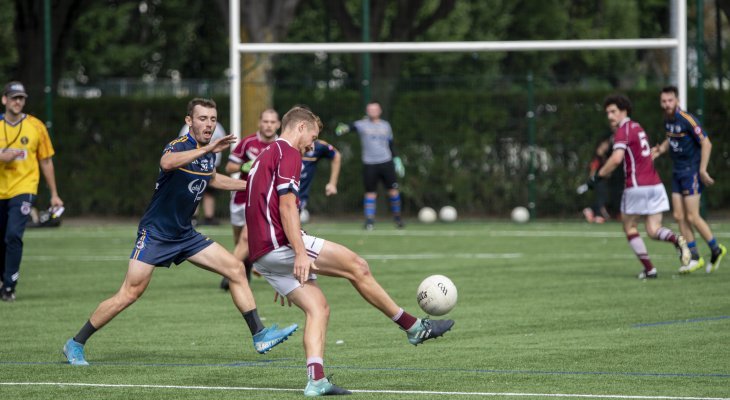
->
[0, 81, 63, 301]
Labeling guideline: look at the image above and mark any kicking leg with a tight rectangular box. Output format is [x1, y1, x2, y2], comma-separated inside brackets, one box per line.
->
[645, 213, 690, 267]
[314, 240, 453, 345]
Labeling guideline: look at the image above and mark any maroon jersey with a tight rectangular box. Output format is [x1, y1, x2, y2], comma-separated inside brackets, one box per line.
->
[246, 139, 302, 261]
[229, 132, 275, 205]
[612, 118, 662, 188]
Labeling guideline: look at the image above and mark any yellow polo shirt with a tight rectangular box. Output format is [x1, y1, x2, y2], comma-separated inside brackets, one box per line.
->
[0, 114, 55, 199]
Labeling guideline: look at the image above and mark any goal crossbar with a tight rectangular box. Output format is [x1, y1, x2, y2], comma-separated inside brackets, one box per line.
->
[229, 1, 686, 138]
[235, 39, 679, 54]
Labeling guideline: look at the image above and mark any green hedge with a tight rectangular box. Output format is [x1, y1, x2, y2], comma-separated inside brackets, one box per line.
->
[31, 88, 729, 218]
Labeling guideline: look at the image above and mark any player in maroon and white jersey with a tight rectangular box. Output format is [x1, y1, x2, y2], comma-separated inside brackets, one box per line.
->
[219, 109, 279, 289]
[246, 106, 454, 396]
[587, 95, 690, 279]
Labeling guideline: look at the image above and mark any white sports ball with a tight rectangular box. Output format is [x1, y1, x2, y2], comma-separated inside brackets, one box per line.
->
[418, 207, 437, 223]
[511, 206, 530, 223]
[417, 275, 458, 316]
[439, 206, 457, 222]
[299, 209, 310, 224]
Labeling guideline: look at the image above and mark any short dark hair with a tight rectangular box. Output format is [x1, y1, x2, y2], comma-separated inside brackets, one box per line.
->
[282, 106, 323, 132]
[603, 94, 632, 115]
[661, 85, 679, 97]
[187, 98, 217, 117]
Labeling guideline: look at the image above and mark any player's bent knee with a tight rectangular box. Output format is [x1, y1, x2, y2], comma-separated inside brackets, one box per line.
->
[350, 257, 372, 280]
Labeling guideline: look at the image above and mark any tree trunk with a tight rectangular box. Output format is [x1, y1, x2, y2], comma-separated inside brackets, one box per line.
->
[237, 0, 300, 135]
[14, 0, 91, 103]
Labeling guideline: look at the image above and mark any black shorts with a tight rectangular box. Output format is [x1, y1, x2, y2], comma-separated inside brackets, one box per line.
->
[363, 161, 398, 192]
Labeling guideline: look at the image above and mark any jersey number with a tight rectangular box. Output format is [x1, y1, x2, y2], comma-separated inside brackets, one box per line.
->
[638, 132, 651, 157]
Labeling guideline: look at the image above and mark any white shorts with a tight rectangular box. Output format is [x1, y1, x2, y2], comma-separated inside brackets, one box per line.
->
[254, 234, 325, 296]
[229, 201, 246, 227]
[621, 184, 670, 215]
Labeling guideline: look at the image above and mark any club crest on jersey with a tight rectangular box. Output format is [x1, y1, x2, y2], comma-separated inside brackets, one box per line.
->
[188, 179, 207, 201]
[674, 125, 681, 133]
[20, 136, 28, 145]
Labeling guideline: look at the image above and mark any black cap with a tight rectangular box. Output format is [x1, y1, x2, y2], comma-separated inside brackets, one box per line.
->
[3, 81, 28, 98]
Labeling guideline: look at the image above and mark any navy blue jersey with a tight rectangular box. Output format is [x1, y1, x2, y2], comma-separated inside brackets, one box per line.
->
[137, 133, 215, 238]
[300, 140, 337, 202]
[663, 108, 707, 172]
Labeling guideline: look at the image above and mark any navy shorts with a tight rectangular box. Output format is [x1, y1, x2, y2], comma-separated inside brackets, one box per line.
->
[671, 170, 703, 196]
[130, 228, 213, 267]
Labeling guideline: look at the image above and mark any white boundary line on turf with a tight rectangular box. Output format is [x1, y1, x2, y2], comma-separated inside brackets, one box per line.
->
[1, 382, 728, 400]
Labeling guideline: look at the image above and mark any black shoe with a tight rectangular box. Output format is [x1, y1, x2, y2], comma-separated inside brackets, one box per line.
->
[364, 221, 374, 231]
[637, 268, 657, 279]
[202, 217, 220, 226]
[395, 218, 405, 229]
[220, 277, 230, 291]
[1, 286, 16, 302]
[406, 318, 455, 345]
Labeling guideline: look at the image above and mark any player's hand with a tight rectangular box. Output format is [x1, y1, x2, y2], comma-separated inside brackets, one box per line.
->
[0, 149, 23, 162]
[586, 173, 601, 190]
[207, 134, 237, 154]
[335, 123, 350, 136]
[393, 157, 405, 178]
[241, 160, 254, 173]
[650, 146, 661, 160]
[700, 170, 715, 186]
[274, 291, 292, 307]
[293, 254, 314, 285]
[325, 183, 337, 196]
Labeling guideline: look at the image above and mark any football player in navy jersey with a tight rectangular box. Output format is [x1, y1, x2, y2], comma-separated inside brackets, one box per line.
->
[62, 98, 297, 366]
[653, 86, 726, 274]
[299, 139, 341, 223]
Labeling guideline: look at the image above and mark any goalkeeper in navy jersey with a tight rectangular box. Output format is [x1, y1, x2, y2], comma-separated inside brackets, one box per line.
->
[62, 98, 297, 366]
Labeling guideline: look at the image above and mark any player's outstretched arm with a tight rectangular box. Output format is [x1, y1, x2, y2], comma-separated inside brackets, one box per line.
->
[325, 151, 341, 196]
[160, 134, 237, 172]
[651, 138, 669, 160]
[209, 171, 246, 191]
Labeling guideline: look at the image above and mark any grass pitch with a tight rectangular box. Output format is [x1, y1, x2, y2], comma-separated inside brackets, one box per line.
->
[1, 220, 728, 399]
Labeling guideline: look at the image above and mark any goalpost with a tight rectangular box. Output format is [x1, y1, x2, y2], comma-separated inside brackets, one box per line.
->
[228, 0, 687, 140]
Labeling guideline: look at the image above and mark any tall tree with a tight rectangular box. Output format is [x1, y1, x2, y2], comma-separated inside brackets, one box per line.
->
[13, 0, 92, 100]
[215, 0, 301, 135]
[324, 0, 457, 111]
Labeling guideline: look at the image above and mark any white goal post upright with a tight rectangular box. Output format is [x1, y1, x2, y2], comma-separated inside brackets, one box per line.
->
[229, 0, 687, 139]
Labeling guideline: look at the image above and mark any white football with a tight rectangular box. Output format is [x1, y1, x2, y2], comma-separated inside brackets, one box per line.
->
[418, 207, 437, 223]
[417, 275, 457, 316]
[511, 206, 530, 223]
[439, 206, 457, 222]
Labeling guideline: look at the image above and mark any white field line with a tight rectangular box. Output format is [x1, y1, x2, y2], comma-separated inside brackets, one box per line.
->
[0, 382, 727, 400]
[23, 252, 686, 262]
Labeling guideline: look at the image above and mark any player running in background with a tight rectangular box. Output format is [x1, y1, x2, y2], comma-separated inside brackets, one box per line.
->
[335, 101, 404, 230]
[299, 139, 341, 223]
[219, 109, 280, 290]
[62, 99, 296, 366]
[587, 94, 690, 279]
[652, 86, 726, 274]
[247, 106, 454, 396]
[582, 130, 613, 223]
